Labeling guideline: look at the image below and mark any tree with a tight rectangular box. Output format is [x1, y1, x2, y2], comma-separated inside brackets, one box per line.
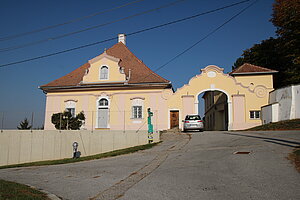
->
[17, 118, 32, 130]
[233, 0, 300, 88]
[51, 111, 85, 130]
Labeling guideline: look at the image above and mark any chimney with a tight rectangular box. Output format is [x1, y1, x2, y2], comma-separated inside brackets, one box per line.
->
[118, 34, 126, 45]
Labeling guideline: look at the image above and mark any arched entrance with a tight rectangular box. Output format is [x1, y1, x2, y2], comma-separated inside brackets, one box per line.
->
[166, 65, 243, 130]
[196, 89, 229, 131]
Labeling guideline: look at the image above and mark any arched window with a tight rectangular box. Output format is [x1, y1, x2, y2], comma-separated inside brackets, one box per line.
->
[100, 66, 109, 80]
[99, 98, 109, 107]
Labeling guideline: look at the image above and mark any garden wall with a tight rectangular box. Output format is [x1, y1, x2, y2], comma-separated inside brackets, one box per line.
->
[0, 130, 159, 166]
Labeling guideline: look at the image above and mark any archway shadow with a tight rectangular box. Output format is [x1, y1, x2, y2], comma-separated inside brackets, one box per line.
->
[224, 132, 300, 148]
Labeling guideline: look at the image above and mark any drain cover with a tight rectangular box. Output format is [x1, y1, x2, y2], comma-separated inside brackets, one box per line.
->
[234, 151, 250, 154]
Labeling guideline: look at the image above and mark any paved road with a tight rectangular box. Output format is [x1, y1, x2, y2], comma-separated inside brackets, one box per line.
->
[0, 130, 299, 200]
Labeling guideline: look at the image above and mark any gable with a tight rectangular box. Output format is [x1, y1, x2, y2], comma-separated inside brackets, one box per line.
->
[40, 42, 170, 91]
[82, 51, 126, 84]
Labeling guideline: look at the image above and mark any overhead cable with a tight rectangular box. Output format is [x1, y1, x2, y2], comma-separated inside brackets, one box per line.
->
[136, 0, 258, 83]
[0, 0, 146, 42]
[0, 0, 186, 52]
[0, 0, 250, 68]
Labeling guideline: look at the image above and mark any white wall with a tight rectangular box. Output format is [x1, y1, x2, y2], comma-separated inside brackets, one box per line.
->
[294, 85, 300, 118]
[0, 130, 159, 167]
[262, 103, 279, 124]
[263, 84, 300, 123]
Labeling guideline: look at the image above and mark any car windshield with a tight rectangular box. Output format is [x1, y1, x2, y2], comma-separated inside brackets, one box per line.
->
[185, 115, 201, 120]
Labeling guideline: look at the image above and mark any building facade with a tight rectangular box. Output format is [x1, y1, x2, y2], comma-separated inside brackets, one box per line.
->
[40, 35, 277, 131]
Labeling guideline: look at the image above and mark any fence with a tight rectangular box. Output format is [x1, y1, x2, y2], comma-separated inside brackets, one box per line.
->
[0, 110, 160, 133]
[0, 130, 160, 167]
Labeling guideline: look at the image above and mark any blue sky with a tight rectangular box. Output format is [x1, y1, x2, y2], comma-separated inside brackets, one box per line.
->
[0, 0, 276, 129]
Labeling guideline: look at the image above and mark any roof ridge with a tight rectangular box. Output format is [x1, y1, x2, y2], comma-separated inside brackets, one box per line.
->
[230, 63, 278, 75]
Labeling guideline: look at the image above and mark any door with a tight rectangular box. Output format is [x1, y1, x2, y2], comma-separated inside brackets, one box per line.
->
[170, 111, 179, 128]
[98, 108, 108, 128]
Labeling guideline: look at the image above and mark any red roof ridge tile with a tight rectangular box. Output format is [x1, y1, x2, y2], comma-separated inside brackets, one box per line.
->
[116, 42, 170, 83]
[230, 63, 278, 75]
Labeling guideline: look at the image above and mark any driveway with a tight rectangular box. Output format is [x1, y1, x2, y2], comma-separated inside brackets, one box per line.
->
[0, 130, 299, 200]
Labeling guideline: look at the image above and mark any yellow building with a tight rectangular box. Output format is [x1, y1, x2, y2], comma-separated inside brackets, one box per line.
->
[40, 35, 277, 131]
[40, 34, 172, 131]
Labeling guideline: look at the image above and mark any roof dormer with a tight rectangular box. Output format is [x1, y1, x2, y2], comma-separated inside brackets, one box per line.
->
[82, 50, 126, 84]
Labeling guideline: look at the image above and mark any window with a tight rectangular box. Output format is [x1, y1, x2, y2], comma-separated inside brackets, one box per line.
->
[100, 66, 108, 80]
[65, 100, 76, 117]
[131, 98, 144, 119]
[66, 108, 75, 117]
[250, 111, 260, 119]
[99, 98, 109, 106]
[132, 106, 142, 119]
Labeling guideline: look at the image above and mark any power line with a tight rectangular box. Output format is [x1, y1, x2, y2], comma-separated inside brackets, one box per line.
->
[0, 0, 146, 42]
[0, 0, 250, 68]
[137, 0, 258, 83]
[0, 0, 186, 52]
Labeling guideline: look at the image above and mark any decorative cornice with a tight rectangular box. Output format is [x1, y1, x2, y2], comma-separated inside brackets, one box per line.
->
[88, 51, 120, 64]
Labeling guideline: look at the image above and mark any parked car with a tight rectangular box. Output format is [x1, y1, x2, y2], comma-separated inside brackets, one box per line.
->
[182, 115, 204, 132]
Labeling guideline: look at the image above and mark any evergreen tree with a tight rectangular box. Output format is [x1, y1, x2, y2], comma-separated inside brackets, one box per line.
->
[233, 0, 300, 88]
[17, 118, 32, 130]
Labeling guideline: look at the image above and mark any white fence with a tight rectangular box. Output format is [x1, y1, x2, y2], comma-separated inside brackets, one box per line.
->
[0, 130, 159, 167]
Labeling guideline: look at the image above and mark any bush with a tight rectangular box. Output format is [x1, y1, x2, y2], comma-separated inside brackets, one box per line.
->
[51, 111, 85, 130]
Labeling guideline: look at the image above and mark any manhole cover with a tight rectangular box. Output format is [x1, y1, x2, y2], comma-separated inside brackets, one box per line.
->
[234, 151, 250, 154]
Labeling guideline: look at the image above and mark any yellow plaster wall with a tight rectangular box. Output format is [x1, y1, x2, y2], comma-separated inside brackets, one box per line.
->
[165, 65, 273, 130]
[44, 65, 274, 131]
[83, 56, 126, 83]
[45, 89, 167, 131]
[234, 74, 274, 89]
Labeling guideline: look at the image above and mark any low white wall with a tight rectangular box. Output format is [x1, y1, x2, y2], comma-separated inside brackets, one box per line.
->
[263, 84, 300, 124]
[0, 130, 160, 167]
[262, 103, 279, 124]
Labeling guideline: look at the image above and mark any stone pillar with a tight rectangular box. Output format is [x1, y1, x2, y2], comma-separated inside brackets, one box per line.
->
[231, 94, 246, 130]
[182, 95, 195, 118]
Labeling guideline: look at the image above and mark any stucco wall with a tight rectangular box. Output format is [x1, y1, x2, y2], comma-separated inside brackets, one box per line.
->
[267, 84, 300, 122]
[294, 85, 300, 119]
[262, 103, 279, 124]
[44, 89, 168, 131]
[0, 130, 159, 167]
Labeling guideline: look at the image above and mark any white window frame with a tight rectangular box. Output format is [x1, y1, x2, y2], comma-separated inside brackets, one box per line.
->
[99, 66, 109, 80]
[65, 100, 76, 117]
[250, 110, 260, 119]
[96, 96, 110, 128]
[131, 98, 144, 119]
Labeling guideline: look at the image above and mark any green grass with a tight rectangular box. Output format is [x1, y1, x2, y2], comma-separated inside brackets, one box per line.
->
[0, 142, 160, 170]
[245, 119, 300, 131]
[0, 179, 50, 200]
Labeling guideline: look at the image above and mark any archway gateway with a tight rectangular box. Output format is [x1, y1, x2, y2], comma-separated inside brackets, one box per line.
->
[165, 65, 274, 131]
[198, 90, 228, 131]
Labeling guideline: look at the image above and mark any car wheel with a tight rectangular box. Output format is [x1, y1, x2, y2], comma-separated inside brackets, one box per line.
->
[199, 129, 203, 132]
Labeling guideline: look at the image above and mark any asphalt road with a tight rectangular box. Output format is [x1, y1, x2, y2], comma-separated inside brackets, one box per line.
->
[0, 130, 299, 200]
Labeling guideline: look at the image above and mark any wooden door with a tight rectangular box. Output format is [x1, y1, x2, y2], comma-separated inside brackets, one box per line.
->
[170, 111, 179, 128]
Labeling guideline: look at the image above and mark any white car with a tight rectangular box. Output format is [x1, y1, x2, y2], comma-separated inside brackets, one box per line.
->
[183, 115, 204, 132]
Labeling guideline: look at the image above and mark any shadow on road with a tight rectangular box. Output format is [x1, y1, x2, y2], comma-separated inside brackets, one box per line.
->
[224, 132, 300, 148]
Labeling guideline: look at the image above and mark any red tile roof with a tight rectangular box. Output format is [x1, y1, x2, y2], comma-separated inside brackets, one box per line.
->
[230, 63, 278, 75]
[40, 42, 170, 89]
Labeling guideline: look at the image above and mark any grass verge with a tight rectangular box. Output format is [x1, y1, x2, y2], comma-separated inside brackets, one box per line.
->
[288, 148, 300, 172]
[245, 119, 300, 131]
[0, 179, 50, 200]
[0, 142, 160, 170]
